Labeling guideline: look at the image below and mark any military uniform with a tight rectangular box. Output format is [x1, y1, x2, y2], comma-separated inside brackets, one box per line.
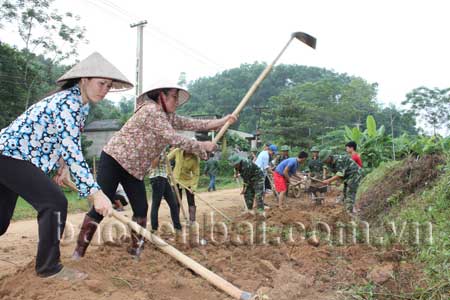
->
[239, 158, 265, 210]
[274, 154, 289, 166]
[326, 155, 362, 213]
[308, 158, 323, 179]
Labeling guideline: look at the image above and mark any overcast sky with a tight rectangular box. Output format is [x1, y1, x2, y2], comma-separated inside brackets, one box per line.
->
[2, 0, 450, 109]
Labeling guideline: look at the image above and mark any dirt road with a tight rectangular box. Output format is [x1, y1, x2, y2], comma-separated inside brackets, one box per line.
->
[0, 188, 421, 300]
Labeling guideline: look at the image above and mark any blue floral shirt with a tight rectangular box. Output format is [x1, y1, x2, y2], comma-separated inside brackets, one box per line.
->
[0, 85, 100, 197]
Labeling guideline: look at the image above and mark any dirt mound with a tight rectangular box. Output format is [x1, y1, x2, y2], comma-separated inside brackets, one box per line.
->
[0, 190, 423, 300]
[357, 154, 444, 223]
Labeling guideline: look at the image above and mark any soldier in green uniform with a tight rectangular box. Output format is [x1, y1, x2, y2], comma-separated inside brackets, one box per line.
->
[319, 149, 362, 214]
[308, 146, 324, 179]
[274, 145, 290, 166]
[228, 154, 265, 216]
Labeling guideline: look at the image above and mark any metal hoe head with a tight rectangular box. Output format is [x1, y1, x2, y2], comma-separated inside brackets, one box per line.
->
[292, 32, 317, 49]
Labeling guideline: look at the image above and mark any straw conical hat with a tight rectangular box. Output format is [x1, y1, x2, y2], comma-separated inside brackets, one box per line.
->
[137, 81, 190, 107]
[56, 52, 133, 91]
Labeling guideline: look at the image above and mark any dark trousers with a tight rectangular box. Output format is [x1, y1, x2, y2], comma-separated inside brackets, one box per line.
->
[0, 155, 66, 277]
[264, 175, 271, 191]
[177, 185, 195, 207]
[150, 176, 181, 231]
[87, 151, 147, 222]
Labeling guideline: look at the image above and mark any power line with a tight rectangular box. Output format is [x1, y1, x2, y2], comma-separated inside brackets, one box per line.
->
[82, 0, 224, 71]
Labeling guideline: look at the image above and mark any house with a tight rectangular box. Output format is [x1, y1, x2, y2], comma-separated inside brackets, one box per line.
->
[83, 119, 121, 158]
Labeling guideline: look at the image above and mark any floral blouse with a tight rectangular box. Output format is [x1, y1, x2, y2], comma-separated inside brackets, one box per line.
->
[0, 85, 99, 197]
[104, 100, 213, 180]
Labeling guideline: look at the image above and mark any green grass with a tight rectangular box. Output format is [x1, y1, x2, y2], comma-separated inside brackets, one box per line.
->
[11, 175, 240, 221]
[349, 155, 450, 299]
[12, 189, 89, 221]
[356, 159, 403, 200]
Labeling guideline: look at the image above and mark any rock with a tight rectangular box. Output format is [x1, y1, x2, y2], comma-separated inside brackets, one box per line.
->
[367, 264, 394, 284]
[307, 235, 320, 247]
[84, 280, 104, 293]
[258, 259, 278, 273]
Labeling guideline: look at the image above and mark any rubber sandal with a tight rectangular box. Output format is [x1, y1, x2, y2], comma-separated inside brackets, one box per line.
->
[46, 267, 88, 281]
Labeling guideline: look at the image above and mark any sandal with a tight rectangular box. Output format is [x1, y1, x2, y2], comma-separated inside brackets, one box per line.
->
[46, 267, 88, 281]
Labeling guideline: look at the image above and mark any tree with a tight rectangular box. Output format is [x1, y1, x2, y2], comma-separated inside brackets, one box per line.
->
[86, 99, 122, 124]
[0, 43, 28, 128]
[402, 87, 450, 136]
[260, 76, 379, 147]
[180, 62, 340, 133]
[0, 0, 87, 109]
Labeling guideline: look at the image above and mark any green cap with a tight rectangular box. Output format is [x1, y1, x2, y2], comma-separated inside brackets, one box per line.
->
[310, 146, 320, 152]
[228, 154, 244, 166]
[280, 145, 290, 151]
[319, 149, 332, 162]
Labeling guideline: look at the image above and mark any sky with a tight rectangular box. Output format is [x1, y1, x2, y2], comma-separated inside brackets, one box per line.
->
[2, 0, 450, 109]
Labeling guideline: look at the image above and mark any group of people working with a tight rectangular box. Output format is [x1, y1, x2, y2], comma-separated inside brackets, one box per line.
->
[229, 140, 363, 215]
[0, 52, 235, 280]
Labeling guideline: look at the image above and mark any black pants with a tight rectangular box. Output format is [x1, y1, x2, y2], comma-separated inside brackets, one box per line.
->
[265, 175, 271, 191]
[0, 155, 66, 277]
[87, 151, 148, 222]
[150, 177, 181, 231]
[177, 185, 195, 207]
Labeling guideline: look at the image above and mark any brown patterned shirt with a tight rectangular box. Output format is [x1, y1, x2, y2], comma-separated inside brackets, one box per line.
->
[103, 101, 211, 180]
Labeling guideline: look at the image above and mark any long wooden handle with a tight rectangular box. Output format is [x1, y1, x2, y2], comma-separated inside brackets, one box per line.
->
[120, 214, 253, 300]
[65, 180, 252, 300]
[234, 173, 248, 212]
[212, 36, 295, 144]
[310, 177, 326, 184]
[165, 161, 189, 223]
[175, 180, 232, 222]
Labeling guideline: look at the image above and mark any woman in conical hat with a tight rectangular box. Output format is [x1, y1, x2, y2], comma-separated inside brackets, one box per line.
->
[73, 80, 237, 259]
[0, 52, 133, 280]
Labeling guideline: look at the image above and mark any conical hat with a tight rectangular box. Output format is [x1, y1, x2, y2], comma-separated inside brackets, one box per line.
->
[137, 81, 190, 107]
[56, 52, 133, 91]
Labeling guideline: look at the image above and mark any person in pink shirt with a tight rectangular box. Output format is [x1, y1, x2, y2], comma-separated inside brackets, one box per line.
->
[345, 141, 363, 168]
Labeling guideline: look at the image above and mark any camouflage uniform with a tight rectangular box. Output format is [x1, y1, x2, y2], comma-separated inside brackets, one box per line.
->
[326, 155, 362, 213]
[274, 154, 289, 166]
[308, 158, 323, 179]
[239, 158, 265, 210]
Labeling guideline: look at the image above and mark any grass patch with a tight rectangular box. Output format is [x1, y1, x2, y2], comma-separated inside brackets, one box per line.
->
[12, 189, 89, 221]
[349, 154, 450, 299]
[356, 160, 403, 198]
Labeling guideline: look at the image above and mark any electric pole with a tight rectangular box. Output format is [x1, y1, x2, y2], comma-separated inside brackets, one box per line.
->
[130, 20, 147, 109]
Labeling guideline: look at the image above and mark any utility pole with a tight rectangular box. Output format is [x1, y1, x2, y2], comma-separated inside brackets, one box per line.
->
[252, 106, 269, 148]
[130, 20, 148, 109]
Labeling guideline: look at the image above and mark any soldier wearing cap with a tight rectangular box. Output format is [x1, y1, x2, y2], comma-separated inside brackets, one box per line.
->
[319, 149, 362, 214]
[228, 154, 265, 216]
[308, 146, 325, 179]
[73, 80, 237, 260]
[0, 52, 130, 280]
[274, 145, 290, 166]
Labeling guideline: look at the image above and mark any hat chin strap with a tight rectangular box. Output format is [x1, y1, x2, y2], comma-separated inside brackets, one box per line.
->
[158, 93, 168, 113]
